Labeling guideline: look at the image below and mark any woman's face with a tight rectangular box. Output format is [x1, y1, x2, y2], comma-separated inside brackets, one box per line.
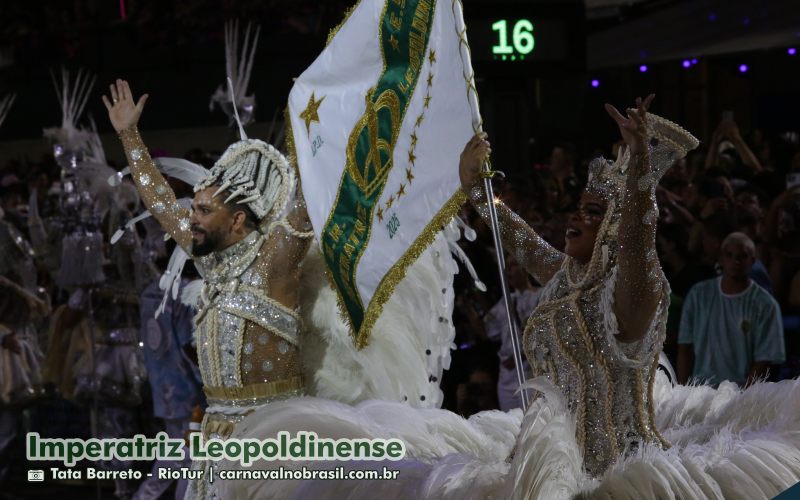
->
[564, 192, 607, 264]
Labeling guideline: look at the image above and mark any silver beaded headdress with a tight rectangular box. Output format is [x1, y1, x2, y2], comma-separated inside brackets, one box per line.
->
[193, 136, 294, 221]
[568, 112, 699, 289]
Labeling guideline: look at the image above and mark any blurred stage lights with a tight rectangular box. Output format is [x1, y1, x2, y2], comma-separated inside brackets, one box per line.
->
[739, 64, 748, 73]
[789, 48, 797, 56]
[590, 79, 600, 88]
[639, 65, 648, 72]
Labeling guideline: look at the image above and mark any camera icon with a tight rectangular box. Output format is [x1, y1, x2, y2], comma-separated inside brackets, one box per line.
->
[28, 470, 45, 482]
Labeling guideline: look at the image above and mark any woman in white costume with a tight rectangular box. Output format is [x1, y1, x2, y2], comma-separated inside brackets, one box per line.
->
[215, 96, 800, 500]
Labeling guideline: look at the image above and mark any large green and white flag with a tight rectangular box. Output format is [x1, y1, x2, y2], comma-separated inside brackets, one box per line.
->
[288, 0, 480, 348]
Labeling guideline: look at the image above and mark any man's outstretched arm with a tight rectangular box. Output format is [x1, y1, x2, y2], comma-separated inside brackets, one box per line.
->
[103, 79, 193, 252]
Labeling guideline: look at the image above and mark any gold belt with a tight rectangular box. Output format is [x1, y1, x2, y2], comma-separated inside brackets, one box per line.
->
[203, 376, 304, 404]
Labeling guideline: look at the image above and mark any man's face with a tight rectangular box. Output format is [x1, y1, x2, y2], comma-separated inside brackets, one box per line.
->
[719, 242, 755, 280]
[189, 187, 235, 256]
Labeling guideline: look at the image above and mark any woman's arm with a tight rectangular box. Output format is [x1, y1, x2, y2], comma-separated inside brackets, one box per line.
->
[605, 95, 662, 343]
[459, 134, 565, 285]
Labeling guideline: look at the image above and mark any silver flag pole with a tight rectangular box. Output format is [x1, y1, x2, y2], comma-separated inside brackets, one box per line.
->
[480, 163, 529, 410]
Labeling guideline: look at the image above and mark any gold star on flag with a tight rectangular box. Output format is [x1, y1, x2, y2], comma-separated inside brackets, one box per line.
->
[408, 150, 417, 165]
[428, 50, 437, 64]
[423, 94, 431, 108]
[405, 167, 414, 183]
[386, 195, 395, 209]
[299, 92, 325, 135]
[427, 73, 434, 87]
[415, 114, 424, 127]
[377, 206, 384, 222]
[410, 132, 418, 147]
[397, 183, 406, 197]
[389, 34, 400, 52]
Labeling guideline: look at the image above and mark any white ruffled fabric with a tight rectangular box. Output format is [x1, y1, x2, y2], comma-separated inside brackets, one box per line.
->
[213, 373, 800, 499]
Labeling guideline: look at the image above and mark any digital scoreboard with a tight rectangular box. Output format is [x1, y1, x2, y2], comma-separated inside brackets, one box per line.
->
[491, 19, 536, 61]
[463, 2, 583, 67]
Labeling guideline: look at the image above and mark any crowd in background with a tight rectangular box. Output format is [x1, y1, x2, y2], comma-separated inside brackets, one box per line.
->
[1, 112, 799, 494]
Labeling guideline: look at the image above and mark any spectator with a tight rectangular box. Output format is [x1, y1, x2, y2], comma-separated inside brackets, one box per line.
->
[677, 232, 785, 387]
[704, 117, 763, 176]
[132, 275, 203, 500]
[483, 254, 539, 411]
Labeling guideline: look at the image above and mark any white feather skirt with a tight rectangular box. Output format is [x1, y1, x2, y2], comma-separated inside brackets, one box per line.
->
[208, 223, 800, 499]
[211, 372, 799, 500]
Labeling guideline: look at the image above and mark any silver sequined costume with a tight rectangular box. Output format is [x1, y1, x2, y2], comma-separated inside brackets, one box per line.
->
[469, 113, 698, 476]
[118, 127, 312, 498]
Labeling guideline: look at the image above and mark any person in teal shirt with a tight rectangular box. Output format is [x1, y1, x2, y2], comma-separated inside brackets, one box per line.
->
[677, 232, 785, 387]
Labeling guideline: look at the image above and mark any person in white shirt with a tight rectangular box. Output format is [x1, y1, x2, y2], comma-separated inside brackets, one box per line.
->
[484, 254, 540, 411]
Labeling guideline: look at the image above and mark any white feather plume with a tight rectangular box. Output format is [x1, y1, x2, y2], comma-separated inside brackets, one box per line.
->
[153, 157, 210, 187]
[0, 93, 15, 129]
[209, 19, 260, 128]
[43, 68, 95, 150]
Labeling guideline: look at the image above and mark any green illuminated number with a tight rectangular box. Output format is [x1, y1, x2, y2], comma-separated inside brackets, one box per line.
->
[492, 20, 513, 55]
[493, 19, 535, 59]
[513, 20, 535, 55]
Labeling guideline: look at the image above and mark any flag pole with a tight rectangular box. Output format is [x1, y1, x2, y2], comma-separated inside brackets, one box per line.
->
[480, 164, 530, 411]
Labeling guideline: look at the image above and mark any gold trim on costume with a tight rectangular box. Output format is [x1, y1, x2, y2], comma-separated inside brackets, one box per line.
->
[203, 376, 304, 404]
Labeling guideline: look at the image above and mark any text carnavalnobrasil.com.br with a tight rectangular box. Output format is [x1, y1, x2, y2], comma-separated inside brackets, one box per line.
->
[26, 431, 406, 467]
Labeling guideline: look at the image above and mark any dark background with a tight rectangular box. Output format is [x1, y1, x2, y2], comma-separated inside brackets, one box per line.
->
[0, 0, 798, 177]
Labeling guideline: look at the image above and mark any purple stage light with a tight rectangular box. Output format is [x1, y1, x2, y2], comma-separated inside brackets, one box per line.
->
[691, 58, 698, 64]
[682, 60, 691, 68]
[739, 64, 748, 73]
[591, 79, 600, 88]
[789, 48, 797, 56]
[639, 65, 648, 73]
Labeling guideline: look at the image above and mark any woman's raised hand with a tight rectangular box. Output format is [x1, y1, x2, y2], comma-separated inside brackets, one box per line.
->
[459, 132, 491, 192]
